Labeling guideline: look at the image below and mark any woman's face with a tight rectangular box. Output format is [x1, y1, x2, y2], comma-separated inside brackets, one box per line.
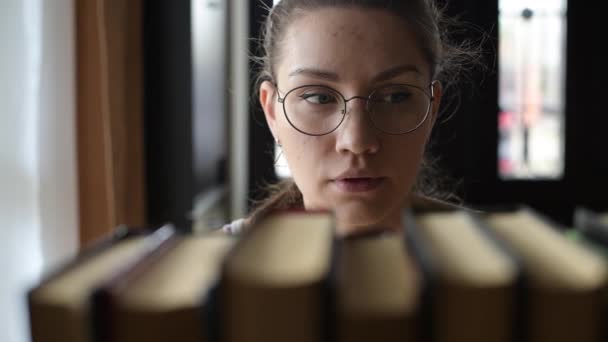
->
[260, 8, 442, 235]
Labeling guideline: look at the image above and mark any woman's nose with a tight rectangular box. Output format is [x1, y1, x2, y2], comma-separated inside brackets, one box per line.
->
[335, 99, 380, 155]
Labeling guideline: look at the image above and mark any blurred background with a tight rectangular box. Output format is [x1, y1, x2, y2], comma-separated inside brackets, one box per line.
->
[1, 0, 607, 341]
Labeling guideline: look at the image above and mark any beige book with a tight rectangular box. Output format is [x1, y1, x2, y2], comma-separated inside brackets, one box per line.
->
[335, 233, 422, 342]
[220, 210, 334, 342]
[98, 233, 236, 342]
[28, 226, 175, 342]
[415, 209, 518, 342]
[483, 207, 608, 342]
[600, 213, 608, 226]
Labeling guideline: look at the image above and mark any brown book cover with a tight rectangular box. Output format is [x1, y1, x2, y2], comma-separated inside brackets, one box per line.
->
[482, 206, 608, 342]
[92, 231, 235, 342]
[334, 229, 422, 342]
[405, 208, 519, 342]
[218, 210, 335, 342]
[27, 224, 175, 342]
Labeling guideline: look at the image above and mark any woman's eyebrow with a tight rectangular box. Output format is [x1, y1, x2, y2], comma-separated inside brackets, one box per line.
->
[288, 68, 340, 81]
[371, 64, 421, 83]
[288, 64, 421, 82]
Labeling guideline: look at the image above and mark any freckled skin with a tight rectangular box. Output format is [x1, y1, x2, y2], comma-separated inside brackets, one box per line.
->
[260, 8, 442, 235]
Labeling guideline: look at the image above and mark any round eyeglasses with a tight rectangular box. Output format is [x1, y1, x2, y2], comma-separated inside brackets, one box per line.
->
[276, 82, 437, 136]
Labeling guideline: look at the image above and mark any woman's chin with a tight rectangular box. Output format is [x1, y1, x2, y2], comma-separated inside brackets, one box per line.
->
[332, 203, 400, 237]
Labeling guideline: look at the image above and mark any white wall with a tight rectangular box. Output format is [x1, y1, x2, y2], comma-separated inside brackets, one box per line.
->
[0, 0, 78, 341]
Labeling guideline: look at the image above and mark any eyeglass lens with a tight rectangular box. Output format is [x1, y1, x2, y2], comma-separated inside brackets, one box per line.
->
[282, 85, 431, 135]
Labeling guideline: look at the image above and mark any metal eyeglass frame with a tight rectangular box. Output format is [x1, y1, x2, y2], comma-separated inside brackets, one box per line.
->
[275, 81, 438, 136]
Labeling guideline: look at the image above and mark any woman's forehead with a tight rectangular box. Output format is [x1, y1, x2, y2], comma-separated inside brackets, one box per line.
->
[277, 7, 428, 84]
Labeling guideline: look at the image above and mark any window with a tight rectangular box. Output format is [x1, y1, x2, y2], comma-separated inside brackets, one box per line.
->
[498, 0, 567, 179]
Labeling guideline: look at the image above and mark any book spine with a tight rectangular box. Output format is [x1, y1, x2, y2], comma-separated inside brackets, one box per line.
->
[469, 212, 528, 342]
[319, 238, 341, 342]
[322, 236, 338, 342]
[573, 209, 608, 342]
[201, 280, 221, 342]
[575, 207, 608, 246]
[203, 236, 337, 342]
[90, 224, 178, 342]
[402, 209, 436, 342]
[27, 225, 153, 342]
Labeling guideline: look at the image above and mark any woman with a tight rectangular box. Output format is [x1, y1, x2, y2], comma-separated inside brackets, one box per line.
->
[224, 0, 478, 236]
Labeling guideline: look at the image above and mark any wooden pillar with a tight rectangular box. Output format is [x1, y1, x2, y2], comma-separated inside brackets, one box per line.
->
[75, 0, 146, 247]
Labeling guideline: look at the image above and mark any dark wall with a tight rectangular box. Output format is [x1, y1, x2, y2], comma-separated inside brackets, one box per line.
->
[144, 0, 194, 229]
[430, 0, 500, 204]
[143, 1, 607, 227]
[432, 0, 608, 224]
[565, 1, 608, 214]
[144, 1, 230, 229]
[246, 0, 608, 225]
[248, 0, 278, 208]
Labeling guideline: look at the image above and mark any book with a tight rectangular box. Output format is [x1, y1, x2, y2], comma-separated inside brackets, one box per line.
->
[570, 208, 608, 342]
[407, 208, 519, 342]
[93, 231, 236, 342]
[574, 207, 608, 247]
[564, 228, 608, 258]
[481, 207, 608, 342]
[218, 210, 335, 342]
[28, 224, 176, 342]
[334, 230, 422, 342]
[28, 205, 608, 342]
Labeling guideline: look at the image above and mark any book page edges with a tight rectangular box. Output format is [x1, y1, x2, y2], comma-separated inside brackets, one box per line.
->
[416, 211, 517, 287]
[485, 211, 608, 290]
[227, 212, 333, 286]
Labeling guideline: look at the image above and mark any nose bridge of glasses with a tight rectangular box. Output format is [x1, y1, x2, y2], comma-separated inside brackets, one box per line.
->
[343, 95, 370, 114]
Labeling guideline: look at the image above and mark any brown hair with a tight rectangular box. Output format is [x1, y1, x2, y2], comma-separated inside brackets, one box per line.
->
[248, 0, 482, 225]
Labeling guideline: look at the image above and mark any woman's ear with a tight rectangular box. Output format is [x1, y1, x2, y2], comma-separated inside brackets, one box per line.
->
[260, 80, 279, 140]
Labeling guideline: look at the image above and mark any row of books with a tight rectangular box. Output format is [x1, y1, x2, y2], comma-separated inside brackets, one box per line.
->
[28, 206, 608, 342]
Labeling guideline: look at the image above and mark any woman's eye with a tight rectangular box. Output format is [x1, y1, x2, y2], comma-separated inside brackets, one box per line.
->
[383, 92, 411, 103]
[301, 93, 336, 104]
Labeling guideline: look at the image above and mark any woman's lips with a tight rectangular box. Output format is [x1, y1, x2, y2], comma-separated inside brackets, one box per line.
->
[333, 177, 385, 193]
